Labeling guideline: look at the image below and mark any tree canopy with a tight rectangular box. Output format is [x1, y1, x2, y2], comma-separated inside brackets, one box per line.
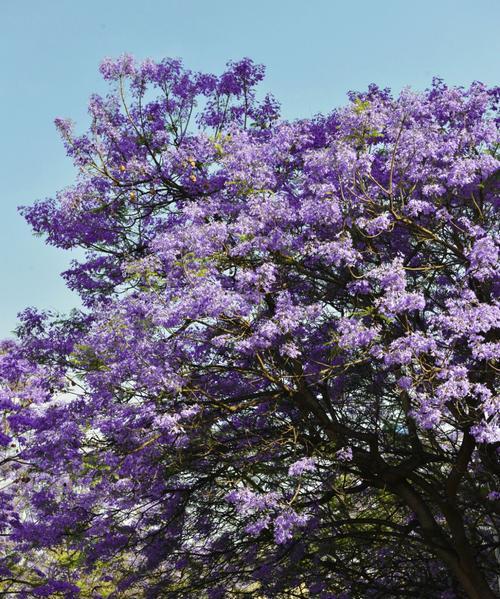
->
[0, 55, 499, 598]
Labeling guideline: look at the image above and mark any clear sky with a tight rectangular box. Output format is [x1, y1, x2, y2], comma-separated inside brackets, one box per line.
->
[0, 0, 498, 337]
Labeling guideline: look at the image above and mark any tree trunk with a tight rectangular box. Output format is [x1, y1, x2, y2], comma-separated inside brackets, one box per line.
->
[393, 481, 496, 599]
[450, 560, 496, 599]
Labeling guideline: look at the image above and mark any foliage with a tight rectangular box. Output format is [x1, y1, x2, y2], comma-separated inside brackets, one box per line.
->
[0, 55, 499, 598]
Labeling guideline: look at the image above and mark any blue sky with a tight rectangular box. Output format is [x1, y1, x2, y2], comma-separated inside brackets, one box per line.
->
[0, 0, 498, 337]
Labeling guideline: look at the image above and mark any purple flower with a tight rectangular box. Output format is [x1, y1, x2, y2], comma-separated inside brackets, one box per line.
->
[225, 488, 279, 515]
[273, 510, 309, 544]
[397, 376, 413, 390]
[336, 447, 353, 462]
[288, 457, 316, 477]
[467, 236, 498, 281]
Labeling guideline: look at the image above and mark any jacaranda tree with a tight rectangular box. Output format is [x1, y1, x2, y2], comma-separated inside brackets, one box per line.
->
[0, 55, 498, 598]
